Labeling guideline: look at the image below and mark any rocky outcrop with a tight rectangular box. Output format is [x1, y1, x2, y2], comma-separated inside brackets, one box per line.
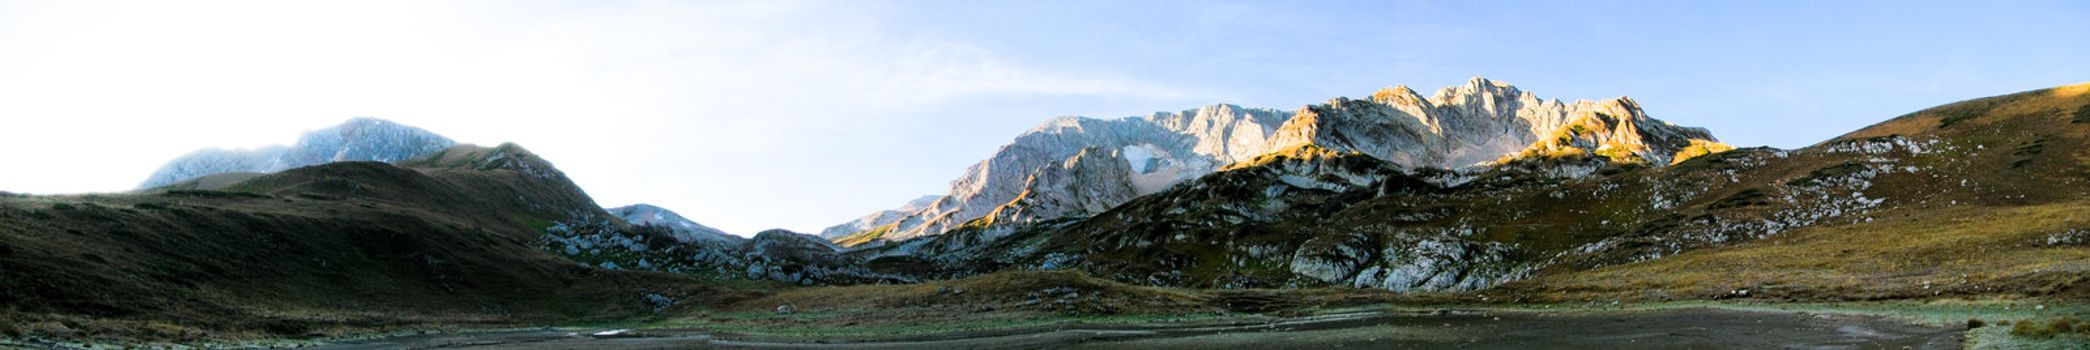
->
[545, 222, 916, 285]
[731, 229, 917, 285]
[138, 117, 456, 189]
[745, 229, 842, 260]
[1291, 231, 1526, 292]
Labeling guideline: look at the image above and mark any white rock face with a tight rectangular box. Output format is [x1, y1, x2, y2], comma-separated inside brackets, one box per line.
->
[607, 204, 743, 244]
[870, 104, 1292, 242]
[972, 146, 1139, 235]
[818, 195, 940, 239]
[138, 117, 456, 189]
[842, 78, 1719, 244]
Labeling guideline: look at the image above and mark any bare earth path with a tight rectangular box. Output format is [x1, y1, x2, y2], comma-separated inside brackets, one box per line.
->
[313, 308, 1961, 350]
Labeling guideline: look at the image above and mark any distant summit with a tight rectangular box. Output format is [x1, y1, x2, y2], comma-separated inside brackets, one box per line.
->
[819, 195, 940, 240]
[608, 204, 743, 244]
[137, 117, 456, 189]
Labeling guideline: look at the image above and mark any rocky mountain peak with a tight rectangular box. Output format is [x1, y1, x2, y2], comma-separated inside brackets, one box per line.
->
[1498, 95, 1720, 165]
[1369, 85, 1425, 105]
[1434, 77, 1520, 102]
[138, 117, 456, 189]
[1270, 79, 1720, 169]
[972, 146, 1138, 232]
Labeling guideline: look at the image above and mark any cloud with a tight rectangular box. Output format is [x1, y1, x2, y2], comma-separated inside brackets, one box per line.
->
[867, 42, 1192, 105]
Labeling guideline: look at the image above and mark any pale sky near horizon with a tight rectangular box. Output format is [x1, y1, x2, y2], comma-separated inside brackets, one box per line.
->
[2, 1, 2086, 235]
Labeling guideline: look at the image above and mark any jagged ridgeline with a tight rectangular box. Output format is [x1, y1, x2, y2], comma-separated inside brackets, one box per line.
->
[99, 78, 1738, 293]
[831, 78, 1722, 248]
[874, 82, 2090, 298]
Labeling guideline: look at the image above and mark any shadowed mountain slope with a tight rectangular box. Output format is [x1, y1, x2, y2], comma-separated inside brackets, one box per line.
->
[0, 143, 737, 343]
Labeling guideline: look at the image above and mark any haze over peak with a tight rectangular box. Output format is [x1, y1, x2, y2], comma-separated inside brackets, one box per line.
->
[137, 117, 455, 189]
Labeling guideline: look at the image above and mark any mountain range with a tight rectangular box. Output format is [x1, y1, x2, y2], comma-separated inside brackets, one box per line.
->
[7, 78, 2086, 344]
[114, 77, 1736, 291]
[827, 78, 1722, 248]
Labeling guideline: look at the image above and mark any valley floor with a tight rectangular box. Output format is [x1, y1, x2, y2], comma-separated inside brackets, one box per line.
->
[304, 305, 1974, 350]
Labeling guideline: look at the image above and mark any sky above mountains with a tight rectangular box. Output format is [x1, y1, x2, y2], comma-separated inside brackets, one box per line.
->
[1, 0, 2086, 235]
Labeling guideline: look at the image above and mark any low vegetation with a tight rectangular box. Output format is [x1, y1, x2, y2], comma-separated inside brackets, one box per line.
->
[2011, 316, 2090, 338]
[0, 147, 733, 346]
[1668, 139, 1736, 165]
[831, 223, 896, 248]
[1499, 201, 2090, 302]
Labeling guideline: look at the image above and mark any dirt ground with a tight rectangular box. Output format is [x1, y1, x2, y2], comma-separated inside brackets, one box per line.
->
[311, 307, 1961, 350]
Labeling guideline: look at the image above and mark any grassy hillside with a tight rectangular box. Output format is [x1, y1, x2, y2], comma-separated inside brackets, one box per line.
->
[1500, 200, 2090, 301]
[0, 145, 739, 345]
[1497, 82, 2090, 301]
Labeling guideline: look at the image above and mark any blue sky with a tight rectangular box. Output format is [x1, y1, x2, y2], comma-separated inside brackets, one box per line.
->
[1, 1, 2085, 235]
